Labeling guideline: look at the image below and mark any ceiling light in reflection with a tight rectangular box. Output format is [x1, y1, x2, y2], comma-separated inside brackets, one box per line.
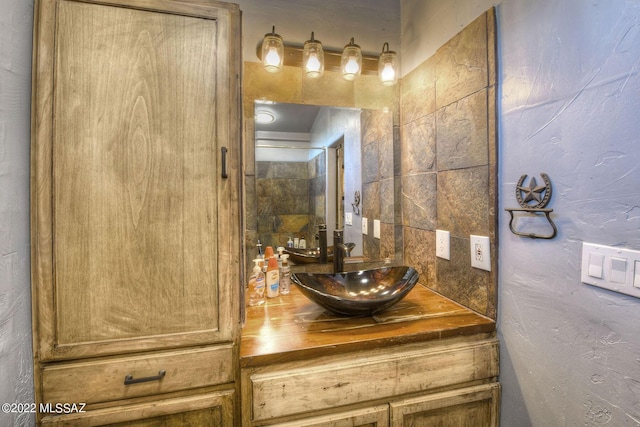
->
[255, 111, 275, 124]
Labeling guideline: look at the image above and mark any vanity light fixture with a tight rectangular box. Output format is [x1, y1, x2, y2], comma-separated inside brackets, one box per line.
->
[340, 37, 362, 81]
[261, 26, 284, 73]
[303, 32, 324, 78]
[378, 42, 398, 86]
[256, 32, 389, 83]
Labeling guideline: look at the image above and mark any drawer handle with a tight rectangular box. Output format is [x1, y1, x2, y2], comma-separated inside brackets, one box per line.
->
[124, 370, 166, 385]
[221, 146, 228, 179]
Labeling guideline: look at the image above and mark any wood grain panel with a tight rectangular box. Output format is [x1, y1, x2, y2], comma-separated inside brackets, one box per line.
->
[53, 2, 218, 344]
[276, 405, 389, 427]
[241, 284, 496, 367]
[248, 339, 498, 421]
[42, 345, 233, 405]
[390, 383, 500, 427]
[40, 389, 235, 426]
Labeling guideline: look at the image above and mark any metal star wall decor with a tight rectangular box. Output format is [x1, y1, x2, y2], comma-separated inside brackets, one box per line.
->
[515, 173, 552, 209]
[505, 173, 557, 239]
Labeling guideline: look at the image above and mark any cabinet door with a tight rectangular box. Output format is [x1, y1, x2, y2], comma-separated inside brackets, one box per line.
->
[390, 383, 500, 427]
[40, 390, 234, 426]
[31, 0, 241, 361]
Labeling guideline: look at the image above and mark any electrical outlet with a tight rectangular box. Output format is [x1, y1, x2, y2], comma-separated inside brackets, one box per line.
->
[362, 217, 368, 235]
[436, 230, 450, 260]
[373, 220, 381, 239]
[345, 212, 353, 226]
[470, 235, 491, 271]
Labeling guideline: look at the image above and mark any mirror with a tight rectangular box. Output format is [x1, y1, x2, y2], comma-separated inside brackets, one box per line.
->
[252, 101, 395, 265]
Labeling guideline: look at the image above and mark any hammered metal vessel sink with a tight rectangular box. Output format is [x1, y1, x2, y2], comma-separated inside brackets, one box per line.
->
[291, 266, 420, 316]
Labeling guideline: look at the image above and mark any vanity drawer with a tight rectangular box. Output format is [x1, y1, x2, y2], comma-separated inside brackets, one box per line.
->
[42, 345, 234, 405]
[248, 339, 498, 422]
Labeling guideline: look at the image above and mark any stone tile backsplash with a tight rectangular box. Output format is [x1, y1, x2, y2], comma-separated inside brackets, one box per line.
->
[401, 9, 497, 318]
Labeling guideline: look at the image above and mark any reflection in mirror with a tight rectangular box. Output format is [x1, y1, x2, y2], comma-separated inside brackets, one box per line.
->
[251, 101, 396, 267]
[254, 102, 363, 260]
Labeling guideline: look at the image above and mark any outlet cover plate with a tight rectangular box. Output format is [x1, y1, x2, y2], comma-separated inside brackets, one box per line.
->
[345, 212, 353, 226]
[362, 217, 368, 235]
[373, 220, 381, 239]
[470, 235, 491, 271]
[436, 230, 450, 260]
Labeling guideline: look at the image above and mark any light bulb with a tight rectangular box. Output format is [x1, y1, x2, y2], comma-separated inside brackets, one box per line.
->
[306, 53, 321, 73]
[378, 42, 398, 86]
[381, 63, 395, 82]
[344, 58, 360, 75]
[262, 26, 284, 73]
[303, 32, 324, 78]
[265, 47, 281, 67]
[341, 38, 362, 81]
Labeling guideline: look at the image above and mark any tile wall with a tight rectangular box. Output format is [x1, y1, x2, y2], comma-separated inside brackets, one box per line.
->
[400, 9, 497, 318]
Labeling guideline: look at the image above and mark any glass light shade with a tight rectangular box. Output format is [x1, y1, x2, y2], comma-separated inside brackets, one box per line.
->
[262, 26, 284, 73]
[378, 43, 398, 86]
[341, 38, 362, 81]
[303, 32, 324, 78]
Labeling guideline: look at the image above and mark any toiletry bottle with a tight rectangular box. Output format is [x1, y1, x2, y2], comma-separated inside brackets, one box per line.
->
[287, 236, 293, 248]
[248, 259, 265, 306]
[299, 236, 306, 249]
[264, 246, 274, 258]
[280, 254, 291, 295]
[266, 255, 280, 298]
[263, 246, 274, 273]
[293, 237, 299, 248]
[276, 247, 284, 279]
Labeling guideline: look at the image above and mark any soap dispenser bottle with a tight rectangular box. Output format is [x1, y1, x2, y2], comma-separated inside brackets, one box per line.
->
[248, 258, 265, 306]
[280, 254, 291, 295]
[266, 255, 280, 298]
[263, 246, 274, 273]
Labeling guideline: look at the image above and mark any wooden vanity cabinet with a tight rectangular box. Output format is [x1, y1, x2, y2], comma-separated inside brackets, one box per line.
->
[241, 336, 500, 426]
[30, 0, 241, 424]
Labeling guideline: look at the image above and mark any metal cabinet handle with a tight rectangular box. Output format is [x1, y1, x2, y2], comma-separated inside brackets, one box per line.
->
[221, 147, 228, 179]
[124, 370, 166, 385]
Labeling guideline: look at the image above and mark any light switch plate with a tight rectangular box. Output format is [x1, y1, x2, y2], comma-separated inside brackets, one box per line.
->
[470, 235, 491, 271]
[436, 230, 450, 260]
[362, 217, 368, 235]
[581, 242, 640, 298]
[373, 220, 381, 239]
[587, 252, 604, 279]
[345, 212, 353, 226]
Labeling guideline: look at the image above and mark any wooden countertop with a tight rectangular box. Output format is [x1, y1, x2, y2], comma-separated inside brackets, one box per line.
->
[240, 283, 495, 368]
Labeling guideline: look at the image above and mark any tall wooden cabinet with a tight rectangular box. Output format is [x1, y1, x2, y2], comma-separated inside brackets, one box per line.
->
[30, 0, 241, 424]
